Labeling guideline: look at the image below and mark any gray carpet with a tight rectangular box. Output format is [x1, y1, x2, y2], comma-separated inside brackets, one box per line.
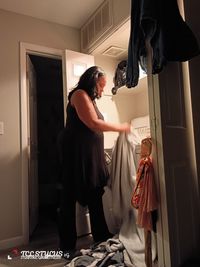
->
[0, 220, 93, 267]
[0, 235, 93, 267]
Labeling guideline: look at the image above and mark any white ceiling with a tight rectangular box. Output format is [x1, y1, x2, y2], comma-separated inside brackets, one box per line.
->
[0, 0, 130, 59]
[0, 0, 105, 29]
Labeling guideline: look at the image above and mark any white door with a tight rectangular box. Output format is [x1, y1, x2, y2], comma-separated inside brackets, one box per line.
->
[64, 49, 94, 93]
[149, 61, 198, 267]
[26, 55, 39, 236]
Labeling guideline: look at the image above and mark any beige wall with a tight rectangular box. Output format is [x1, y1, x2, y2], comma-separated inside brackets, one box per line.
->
[95, 55, 149, 149]
[0, 9, 79, 245]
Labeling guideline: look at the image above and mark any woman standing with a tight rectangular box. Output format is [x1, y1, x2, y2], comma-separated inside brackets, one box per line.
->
[57, 66, 130, 258]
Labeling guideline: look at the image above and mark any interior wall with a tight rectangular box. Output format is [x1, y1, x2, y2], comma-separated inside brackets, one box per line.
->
[112, 85, 149, 122]
[0, 9, 79, 245]
[94, 54, 149, 149]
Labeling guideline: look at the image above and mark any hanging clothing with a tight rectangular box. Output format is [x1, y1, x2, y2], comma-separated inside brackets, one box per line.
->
[132, 157, 158, 231]
[126, 0, 200, 88]
[111, 60, 127, 95]
[130, 139, 158, 267]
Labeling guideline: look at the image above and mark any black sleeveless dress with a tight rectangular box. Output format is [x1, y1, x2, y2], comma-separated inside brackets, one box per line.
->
[61, 91, 109, 206]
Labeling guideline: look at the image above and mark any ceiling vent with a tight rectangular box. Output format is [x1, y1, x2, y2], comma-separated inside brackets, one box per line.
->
[102, 46, 126, 57]
[81, 0, 113, 53]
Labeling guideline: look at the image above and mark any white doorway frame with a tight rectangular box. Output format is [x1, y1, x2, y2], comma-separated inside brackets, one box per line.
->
[19, 42, 67, 244]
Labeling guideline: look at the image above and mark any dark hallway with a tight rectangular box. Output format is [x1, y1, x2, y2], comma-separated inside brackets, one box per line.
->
[29, 55, 64, 242]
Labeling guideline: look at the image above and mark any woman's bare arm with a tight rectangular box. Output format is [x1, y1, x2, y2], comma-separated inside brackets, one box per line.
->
[71, 89, 130, 132]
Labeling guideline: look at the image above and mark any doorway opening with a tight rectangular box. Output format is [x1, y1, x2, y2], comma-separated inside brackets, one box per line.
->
[28, 54, 64, 247]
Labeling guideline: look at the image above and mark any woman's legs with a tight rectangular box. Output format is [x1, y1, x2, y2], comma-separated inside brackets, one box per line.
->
[57, 187, 77, 251]
[87, 189, 112, 243]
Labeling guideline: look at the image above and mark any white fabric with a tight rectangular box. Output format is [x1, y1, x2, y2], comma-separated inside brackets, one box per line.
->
[102, 132, 157, 267]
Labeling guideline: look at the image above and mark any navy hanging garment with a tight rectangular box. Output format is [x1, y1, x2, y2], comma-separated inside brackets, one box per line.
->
[126, 0, 200, 88]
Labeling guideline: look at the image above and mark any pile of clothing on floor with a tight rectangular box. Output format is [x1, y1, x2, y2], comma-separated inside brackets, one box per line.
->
[64, 237, 125, 267]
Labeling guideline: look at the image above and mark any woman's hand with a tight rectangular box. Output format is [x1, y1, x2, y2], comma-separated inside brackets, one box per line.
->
[120, 122, 131, 133]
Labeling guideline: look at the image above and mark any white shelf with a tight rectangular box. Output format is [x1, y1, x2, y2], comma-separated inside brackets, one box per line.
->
[112, 76, 147, 96]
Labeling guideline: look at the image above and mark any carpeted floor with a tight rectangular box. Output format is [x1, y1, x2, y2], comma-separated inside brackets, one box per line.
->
[0, 215, 162, 267]
[0, 218, 93, 267]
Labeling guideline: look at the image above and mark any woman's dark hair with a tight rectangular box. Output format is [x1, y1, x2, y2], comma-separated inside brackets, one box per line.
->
[68, 66, 105, 101]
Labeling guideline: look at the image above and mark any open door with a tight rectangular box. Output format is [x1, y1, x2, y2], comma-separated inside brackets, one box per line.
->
[64, 49, 94, 92]
[26, 55, 39, 237]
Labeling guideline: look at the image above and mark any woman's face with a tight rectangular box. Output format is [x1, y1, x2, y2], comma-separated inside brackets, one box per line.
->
[96, 75, 106, 97]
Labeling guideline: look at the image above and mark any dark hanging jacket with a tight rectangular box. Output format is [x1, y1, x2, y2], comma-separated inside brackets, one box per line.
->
[126, 0, 200, 88]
